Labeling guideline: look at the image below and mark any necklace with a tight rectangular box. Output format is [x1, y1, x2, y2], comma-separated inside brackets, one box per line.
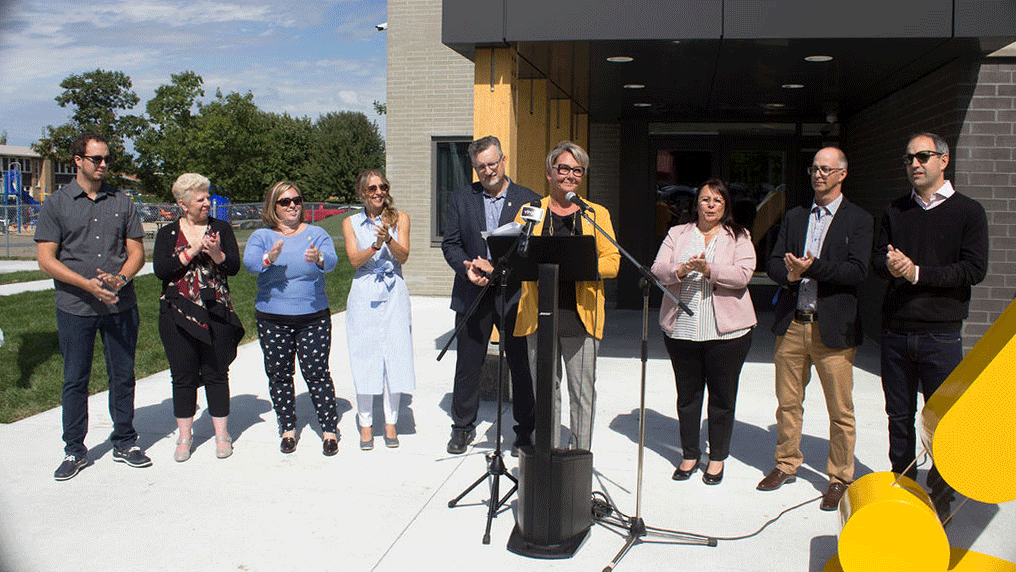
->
[277, 223, 301, 236]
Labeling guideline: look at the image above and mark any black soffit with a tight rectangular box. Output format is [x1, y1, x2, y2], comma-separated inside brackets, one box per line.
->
[510, 36, 994, 124]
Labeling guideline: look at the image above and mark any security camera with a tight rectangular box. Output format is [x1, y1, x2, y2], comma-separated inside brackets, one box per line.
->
[376, 22, 388, 31]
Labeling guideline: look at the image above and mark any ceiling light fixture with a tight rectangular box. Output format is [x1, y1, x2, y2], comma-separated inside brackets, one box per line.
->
[804, 55, 833, 62]
[634, 102, 652, 108]
[781, 83, 804, 89]
[607, 56, 634, 63]
[763, 103, 786, 109]
[623, 83, 645, 89]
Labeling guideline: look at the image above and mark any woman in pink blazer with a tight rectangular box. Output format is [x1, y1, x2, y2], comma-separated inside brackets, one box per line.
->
[650, 178, 756, 485]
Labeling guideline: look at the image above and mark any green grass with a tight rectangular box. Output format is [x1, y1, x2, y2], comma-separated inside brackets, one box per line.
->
[0, 269, 49, 285]
[0, 213, 355, 424]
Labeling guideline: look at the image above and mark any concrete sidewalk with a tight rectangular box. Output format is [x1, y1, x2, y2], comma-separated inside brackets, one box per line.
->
[1, 296, 1013, 572]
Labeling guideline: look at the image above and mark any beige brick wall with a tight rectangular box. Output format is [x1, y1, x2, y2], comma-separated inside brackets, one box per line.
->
[387, 0, 474, 296]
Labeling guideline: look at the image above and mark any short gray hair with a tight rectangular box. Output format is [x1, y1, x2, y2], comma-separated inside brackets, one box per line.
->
[468, 135, 503, 161]
[546, 140, 589, 173]
[907, 132, 949, 156]
[171, 173, 210, 203]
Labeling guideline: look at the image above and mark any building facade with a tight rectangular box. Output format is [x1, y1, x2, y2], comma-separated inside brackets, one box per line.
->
[387, 0, 1016, 350]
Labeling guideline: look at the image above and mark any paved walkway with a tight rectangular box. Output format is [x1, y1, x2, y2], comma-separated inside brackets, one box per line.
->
[0, 295, 1013, 572]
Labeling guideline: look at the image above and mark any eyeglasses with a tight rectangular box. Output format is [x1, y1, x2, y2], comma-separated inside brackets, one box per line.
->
[807, 165, 843, 176]
[79, 154, 113, 166]
[554, 164, 585, 177]
[366, 183, 390, 193]
[473, 156, 503, 173]
[902, 151, 944, 165]
[276, 196, 303, 207]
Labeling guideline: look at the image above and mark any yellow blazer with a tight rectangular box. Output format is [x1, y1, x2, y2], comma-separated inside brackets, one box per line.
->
[513, 196, 620, 339]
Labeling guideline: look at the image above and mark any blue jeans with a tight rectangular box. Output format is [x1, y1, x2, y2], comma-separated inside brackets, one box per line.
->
[880, 329, 962, 478]
[57, 307, 140, 457]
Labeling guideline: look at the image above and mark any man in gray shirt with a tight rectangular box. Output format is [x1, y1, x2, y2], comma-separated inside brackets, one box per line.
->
[36, 132, 150, 480]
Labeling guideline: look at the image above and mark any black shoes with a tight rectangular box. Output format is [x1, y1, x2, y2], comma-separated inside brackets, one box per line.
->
[702, 464, 724, 485]
[54, 454, 87, 481]
[511, 434, 532, 458]
[280, 436, 297, 454]
[446, 428, 475, 455]
[672, 461, 699, 481]
[323, 438, 338, 456]
[112, 446, 152, 468]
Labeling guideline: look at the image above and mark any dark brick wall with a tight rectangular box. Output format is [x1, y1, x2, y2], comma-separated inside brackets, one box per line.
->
[842, 57, 1016, 352]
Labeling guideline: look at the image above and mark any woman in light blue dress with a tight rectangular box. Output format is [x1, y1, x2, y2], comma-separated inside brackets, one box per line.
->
[342, 169, 415, 450]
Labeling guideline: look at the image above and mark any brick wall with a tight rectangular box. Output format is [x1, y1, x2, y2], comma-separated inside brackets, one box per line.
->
[843, 57, 1016, 351]
[387, 0, 474, 296]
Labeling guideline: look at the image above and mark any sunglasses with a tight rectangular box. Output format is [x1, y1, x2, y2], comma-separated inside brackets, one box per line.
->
[903, 151, 944, 165]
[276, 196, 303, 207]
[79, 154, 113, 166]
[367, 183, 390, 193]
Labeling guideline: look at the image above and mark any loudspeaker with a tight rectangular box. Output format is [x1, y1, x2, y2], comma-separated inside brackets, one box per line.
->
[507, 447, 593, 558]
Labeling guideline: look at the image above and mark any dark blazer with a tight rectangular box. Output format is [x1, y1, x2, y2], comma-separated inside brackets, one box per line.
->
[442, 180, 541, 314]
[767, 196, 874, 349]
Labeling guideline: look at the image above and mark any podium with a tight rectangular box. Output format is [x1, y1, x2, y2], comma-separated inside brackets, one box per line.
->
[489, 234, 599, 558]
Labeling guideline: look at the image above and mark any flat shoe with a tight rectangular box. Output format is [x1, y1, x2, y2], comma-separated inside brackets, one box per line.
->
[280, 436, 296, 454]
[672, 461, 699, 481]
[215, 435, 233, 459]
[174, 437, 193, 463]
[323, 438, 338, 456]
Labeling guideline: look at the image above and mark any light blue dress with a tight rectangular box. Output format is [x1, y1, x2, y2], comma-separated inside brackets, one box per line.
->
[345, 211, 416, 395]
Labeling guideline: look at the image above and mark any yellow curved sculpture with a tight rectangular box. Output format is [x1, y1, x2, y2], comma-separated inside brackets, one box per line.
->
[826, 298, 1016, 572]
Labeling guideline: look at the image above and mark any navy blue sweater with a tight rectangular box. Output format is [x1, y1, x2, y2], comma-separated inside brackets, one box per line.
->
[872, 191, 988, 333]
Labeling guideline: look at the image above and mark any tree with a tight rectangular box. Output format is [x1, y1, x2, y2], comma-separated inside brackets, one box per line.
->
[32, 69, 143, 176]
[373, 100, 387, 116]
[302, 111, 385, 203]
[134, 72, 206, 197]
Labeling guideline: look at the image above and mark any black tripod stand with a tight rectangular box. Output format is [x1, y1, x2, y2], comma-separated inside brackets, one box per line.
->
[568, 207, 716, 571]
[438, 239, 520, 545]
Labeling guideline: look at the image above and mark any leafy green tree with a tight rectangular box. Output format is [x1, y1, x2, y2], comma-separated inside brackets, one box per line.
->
[32, 69, 143, 176]
[302, 111, 385, 203]
[134, 71, 206, 198]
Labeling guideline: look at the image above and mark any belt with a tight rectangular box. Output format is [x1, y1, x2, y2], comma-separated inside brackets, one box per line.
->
[794, 310, 818, 323]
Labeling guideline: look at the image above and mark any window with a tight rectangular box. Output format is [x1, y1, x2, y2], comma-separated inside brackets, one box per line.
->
[431, 137, 472, 243]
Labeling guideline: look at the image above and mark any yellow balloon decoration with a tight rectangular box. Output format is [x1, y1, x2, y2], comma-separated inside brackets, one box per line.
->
[826, 298, 1016, 571]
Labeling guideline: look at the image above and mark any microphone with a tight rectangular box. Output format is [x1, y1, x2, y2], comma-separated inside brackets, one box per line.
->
[565, 191, 591, 212]
[517, 201, 545, 256]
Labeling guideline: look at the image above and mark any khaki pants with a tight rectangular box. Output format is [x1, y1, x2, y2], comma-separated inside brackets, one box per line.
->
[773, 319, 856, 484]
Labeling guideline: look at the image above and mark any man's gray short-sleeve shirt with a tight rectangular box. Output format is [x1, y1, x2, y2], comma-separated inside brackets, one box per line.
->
[34, 180, 144, 316]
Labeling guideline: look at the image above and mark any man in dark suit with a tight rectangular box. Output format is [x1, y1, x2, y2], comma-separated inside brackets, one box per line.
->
[756, 147, 874, 512]
[441, 135, 541, 455]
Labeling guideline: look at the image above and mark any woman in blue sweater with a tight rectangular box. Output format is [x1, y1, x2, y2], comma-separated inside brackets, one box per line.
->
[243, 181, 340, 456]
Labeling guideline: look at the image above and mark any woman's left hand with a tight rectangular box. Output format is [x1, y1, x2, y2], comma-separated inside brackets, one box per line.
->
[685, 253, 710, 277]
[201, 231, 223, 261]
[304, 243, 324, 267]
[374, 223, 391, 247]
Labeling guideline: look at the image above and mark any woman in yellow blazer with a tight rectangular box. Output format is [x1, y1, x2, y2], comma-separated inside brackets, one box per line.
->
[514, 141, 620, 451]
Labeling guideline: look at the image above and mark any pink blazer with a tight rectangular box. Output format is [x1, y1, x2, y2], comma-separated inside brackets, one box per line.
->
[650, 223, 757, 335]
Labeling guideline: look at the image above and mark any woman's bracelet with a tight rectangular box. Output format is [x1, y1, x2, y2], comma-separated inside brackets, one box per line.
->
[262, 252, 272, 266]
[370, 244, 381, 252]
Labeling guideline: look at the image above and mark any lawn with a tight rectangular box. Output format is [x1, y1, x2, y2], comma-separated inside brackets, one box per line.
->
[0, 269, 49, 285]
[0, 213, 354, 424]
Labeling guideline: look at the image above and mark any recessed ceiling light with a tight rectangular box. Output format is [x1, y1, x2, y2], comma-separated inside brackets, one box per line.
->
[671, 40, 681, 44]
[804, 55, 833, 62]
[633, 102, 652, 108]
[607, 56, 634, 63]
[782, 83, 805, 89]
[763, 103, 786, 109]
[623, 83, 645, 89]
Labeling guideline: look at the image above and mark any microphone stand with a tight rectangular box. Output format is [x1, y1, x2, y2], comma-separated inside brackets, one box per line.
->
[569, 205, 716, 572]
[438, 230, 524, 545]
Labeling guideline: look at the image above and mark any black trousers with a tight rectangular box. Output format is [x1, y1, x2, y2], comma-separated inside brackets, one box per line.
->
[663, 330, 753, 462]
[451, 297, 535, 440]
[158, 310, 237, 419]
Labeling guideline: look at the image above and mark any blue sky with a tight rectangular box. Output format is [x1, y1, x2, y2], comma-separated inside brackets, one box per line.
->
[0, 0, 387, 147]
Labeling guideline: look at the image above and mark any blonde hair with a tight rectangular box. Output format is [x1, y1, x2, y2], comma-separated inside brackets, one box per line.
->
[171, 173, 210, 203]
[355, 169, 398, 229]
[261, 180, 304, 228]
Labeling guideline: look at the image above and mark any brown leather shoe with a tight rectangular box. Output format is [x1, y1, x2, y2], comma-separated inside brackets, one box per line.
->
[756, 467, 797, 491]
[820, 481, 848, 511]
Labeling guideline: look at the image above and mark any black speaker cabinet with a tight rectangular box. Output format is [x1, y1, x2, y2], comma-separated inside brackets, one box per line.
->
[507, 447, 592, 558]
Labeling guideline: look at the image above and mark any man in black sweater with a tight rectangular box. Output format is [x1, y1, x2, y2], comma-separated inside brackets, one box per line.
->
[872, 132, 988, 522]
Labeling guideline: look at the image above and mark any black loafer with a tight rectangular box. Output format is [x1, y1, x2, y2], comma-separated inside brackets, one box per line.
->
[446, 428, 475, 455]
[280, 437, 296, 454]
[672, 462, 699, 481]
[322, 438, 338, 456]
[702, 465, 724, 485]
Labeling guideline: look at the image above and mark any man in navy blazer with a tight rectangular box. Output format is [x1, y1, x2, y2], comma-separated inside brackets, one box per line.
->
[441, 135, 541, 455]
[756, 147, 874, 512]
